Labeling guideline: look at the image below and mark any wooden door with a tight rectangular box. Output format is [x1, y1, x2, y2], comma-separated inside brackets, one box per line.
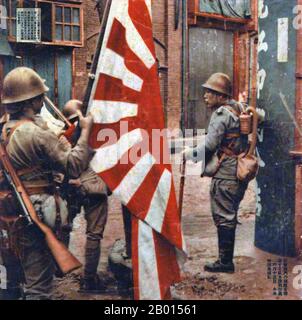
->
[188, 27, 234, 131]
[2, 47, 72, 109]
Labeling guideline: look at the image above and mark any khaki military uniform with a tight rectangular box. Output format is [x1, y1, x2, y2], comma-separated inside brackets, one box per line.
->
[192, 100, 249, 229]
[77, 168, 108, 280]
[188, 100, 249, 268]
[1, 115, 93, 299]
[79, 168, 108, 240]
[55, 132, 109, 281]
[60, 166, 108, 281]
[47, 119, 109, 283]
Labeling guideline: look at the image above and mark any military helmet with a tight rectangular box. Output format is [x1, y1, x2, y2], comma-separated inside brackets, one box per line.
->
[1, 67, 49, 105]
[202, 73, 232, 97]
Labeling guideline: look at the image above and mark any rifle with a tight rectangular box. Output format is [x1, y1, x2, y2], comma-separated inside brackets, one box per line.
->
[0, 142, 82, 274]
[179, 0, 188, 218]
[44, 96, 73, 128]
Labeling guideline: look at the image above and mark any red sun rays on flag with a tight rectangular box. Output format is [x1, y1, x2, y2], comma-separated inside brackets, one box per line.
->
[88, 0, 185, 300]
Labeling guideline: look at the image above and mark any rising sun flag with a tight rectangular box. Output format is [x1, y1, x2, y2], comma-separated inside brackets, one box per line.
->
[87, 0, 186, 300]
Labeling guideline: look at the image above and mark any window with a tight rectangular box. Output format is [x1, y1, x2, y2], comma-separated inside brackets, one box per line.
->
[199, 0, 251, 19]
[188, 0, 258, 32]
[1, 0, 18, 37]
[55, 5, 81, 43]
[1, 0, 83, 46]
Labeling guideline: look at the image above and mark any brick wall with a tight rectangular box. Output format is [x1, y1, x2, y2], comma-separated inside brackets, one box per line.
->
[152, 0, 183, 132]
[166, 0, 182, 132]
[73, 0, 101, 100]
[74, 0, 183, 132]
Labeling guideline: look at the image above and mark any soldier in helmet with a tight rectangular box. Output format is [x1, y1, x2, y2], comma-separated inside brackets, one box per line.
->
[57, 99, 109, 293]
[183, 73, 249, 273]
[60, 101, 133, 295]
[0, 67, 94, 299]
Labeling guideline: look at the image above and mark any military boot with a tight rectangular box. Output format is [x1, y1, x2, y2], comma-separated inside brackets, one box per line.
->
[204, 227, 236, 273]
[79, 274, 107, 294]
[79, 239, 106, 294]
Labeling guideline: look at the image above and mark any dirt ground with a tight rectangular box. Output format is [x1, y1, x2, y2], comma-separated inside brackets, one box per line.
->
[54, 154, 302, 300]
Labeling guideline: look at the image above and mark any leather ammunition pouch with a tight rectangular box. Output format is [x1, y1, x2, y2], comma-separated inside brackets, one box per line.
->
[203, 105, 259, 183]
[225, 105, 260, 183]
[204, 139, 259, 183]
[237, 153, 259, 183]
[221, 145, 259, 183]
[203, 133, 240, 178]
[0, 166, 53, 218]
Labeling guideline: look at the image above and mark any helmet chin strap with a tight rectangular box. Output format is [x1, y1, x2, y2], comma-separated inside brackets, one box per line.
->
[213, 94, 228, 109]
[22, 108, 35, 119]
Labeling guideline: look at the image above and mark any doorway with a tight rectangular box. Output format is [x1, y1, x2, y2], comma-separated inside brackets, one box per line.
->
[188, 27, 234, 131]
[2, 47, 73, 109]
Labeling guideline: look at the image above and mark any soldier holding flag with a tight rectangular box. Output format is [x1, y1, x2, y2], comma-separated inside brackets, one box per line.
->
[0, 67, 94, 299]
[59, 99, 109, 294]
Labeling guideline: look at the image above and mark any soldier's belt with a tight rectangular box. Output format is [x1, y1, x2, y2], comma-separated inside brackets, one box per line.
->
[23, 180, 54, 195]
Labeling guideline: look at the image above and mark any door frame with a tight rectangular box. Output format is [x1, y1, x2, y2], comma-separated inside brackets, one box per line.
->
[294, 0, 302, 255]
[187, 1, 258, 106]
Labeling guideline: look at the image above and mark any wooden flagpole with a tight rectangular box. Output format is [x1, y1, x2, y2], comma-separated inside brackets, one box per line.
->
[82, 0, 112, 115]
[178, 0, 188, 217]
